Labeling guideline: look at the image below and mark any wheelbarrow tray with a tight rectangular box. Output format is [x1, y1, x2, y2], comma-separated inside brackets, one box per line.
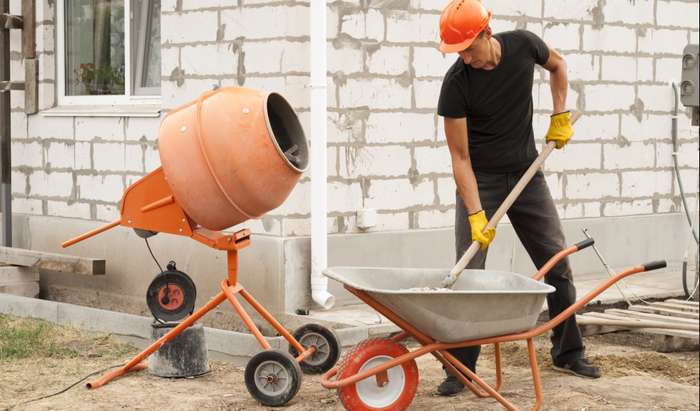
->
[324, 267, 555, 343]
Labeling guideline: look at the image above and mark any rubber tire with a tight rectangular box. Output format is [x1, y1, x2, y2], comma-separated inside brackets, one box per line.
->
[337, 338, 419, 411]
[288, 323, 340, 374]
[244, 349, 303, 407]
[146, 270, 196, 322]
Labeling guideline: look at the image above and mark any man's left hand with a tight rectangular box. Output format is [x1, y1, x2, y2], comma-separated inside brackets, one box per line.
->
[545, 111, 573, 149]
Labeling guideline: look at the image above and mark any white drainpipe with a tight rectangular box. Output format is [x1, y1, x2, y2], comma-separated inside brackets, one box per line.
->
[309, 0, 335, 309]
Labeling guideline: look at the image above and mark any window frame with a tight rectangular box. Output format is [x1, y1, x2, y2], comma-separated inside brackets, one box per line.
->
[56, 0, 161, 107]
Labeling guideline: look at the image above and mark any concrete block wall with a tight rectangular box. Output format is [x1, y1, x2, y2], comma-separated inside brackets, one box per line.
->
[7, 0, 700, 239]
[323, 0, 700, 235]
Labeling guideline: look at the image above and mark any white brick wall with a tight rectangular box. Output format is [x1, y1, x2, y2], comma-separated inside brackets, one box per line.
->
[656, 0, 700, 28]
[603, 0, 655, 25]
[9, 0, 699, 236]
[543, 23, 580, 51]
[366, 113, 435, 144]
[339, 146, 412, 178]
[583, 25, 637, 53]
[339, 78, 412, 109]
[585, 84, 636, 111]
[414, 146, 452, 174]
[367, 46, 410, 75]
[566, 173, 620, 199]
[603, 142, 656, 169]
[543, 0, 599, 21]
[162, 11, 218, 44]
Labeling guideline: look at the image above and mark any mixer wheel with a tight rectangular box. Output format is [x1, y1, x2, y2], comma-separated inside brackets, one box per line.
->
[146, 267, 196, 322]
[337, 338, 418, 411]
[245, 349, 302, 407]
[289, 323, 340, 374]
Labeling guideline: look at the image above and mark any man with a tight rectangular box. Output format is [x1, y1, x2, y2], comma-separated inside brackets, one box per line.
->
[435, 0, 601, 396]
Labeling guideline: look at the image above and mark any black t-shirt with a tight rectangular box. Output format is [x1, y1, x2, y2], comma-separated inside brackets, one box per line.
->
[438, 30, 550, 173]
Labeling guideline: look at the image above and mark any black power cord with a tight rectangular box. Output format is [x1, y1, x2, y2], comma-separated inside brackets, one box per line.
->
[4, 364, 123, 410]
[144, 237, 163, 273]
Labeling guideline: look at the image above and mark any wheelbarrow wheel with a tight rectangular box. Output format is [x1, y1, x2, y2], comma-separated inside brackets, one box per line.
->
[245, 349, 302, 407]
[288, 323, 340, 374]
[337, 338, 418, 411]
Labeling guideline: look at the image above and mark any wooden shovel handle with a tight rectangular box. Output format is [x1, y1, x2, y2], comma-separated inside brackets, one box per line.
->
[443, 111, 582, 287]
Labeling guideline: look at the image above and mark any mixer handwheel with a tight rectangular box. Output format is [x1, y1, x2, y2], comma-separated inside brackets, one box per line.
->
[289, 323, 340, 374]
[146, 265, 196, 322]
[337, 338, 418, 411]
[245, 349, 302, 407]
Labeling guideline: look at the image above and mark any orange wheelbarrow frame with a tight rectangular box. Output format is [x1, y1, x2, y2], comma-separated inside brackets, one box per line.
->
[321, 239, 667, 411]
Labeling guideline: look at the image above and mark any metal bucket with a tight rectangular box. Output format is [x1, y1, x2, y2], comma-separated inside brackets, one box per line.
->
[323, 267, 555, 343]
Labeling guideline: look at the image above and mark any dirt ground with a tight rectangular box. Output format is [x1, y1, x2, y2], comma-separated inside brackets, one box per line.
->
[0, 315, 698, 411]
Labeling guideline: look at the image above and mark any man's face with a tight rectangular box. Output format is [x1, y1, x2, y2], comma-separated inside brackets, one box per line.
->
[458, 34, 491, 69]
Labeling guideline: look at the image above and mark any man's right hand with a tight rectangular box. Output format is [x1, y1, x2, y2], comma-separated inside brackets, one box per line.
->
[469, 210, 496, 250]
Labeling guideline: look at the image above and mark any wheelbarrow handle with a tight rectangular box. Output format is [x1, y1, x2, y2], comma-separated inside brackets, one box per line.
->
[643, 260, 667, 271]
[443, 111, 582, 288]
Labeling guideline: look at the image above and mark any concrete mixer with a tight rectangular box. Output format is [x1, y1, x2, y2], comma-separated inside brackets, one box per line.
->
[62, 87, 339, 407]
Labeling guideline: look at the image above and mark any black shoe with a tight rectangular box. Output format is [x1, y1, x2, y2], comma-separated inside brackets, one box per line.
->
[552, 358, 602, 379]
[436, 375, 464, 396]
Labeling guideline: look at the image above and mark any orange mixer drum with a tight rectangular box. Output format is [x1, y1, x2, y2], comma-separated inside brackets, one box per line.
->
[159, 87, 309, 231]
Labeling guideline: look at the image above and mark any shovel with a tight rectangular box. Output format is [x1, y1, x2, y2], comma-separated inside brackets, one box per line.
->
[441, 111, 582, 288]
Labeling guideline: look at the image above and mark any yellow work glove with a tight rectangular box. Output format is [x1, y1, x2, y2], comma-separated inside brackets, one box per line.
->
[468, 210, 496, 250]
[545, 111, 574, 149]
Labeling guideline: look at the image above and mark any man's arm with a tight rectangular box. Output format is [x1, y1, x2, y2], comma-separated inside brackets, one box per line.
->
[444, 117, 482, 214]
[542, 47, 567, 113]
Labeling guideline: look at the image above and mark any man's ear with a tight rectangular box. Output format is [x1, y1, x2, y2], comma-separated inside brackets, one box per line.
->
[482, 25, 492, 38]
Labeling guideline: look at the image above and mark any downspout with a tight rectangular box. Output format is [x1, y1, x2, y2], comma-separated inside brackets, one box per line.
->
[309, 0, 335, 309]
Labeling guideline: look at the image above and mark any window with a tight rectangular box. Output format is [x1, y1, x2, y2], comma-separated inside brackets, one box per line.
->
[57, 0, 161, 106]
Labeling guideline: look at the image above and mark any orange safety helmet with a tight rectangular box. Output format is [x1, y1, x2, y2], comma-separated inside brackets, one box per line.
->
[439, 0, 492, 53]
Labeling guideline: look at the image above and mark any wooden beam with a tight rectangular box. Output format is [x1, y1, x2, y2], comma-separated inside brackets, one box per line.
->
[666, 299, 699, 307]
[629, 304, 699, 320]
[21, 0, 35, 58]
[605, 308, 699, 325]
[650, 302, 699, 313]
[24, 58, 36, 114]
[0, 246, 106, 275]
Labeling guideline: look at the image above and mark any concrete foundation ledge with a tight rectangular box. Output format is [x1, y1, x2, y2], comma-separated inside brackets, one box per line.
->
[0, 294, 373, 364]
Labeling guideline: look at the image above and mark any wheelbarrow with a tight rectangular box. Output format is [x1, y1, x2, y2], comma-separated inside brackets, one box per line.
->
[321, 242, 667, 410]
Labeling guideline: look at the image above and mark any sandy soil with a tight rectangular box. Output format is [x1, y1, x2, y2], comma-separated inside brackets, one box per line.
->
[0, 320, 698, 411]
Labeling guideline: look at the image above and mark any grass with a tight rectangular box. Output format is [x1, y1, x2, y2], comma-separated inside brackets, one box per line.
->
[0, 314, 137, 362]
[0, 314, 81, 360]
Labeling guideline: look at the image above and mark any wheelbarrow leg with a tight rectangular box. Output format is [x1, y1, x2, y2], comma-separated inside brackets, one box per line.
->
[442, 350, 518, 411]
[527, 338, 543, 411]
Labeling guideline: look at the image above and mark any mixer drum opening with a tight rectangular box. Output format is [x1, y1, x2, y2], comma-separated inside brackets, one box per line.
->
[266, 93, 309, 172]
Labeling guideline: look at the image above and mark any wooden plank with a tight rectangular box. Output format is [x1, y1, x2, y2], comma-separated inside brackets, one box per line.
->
[578, 313, 698, 331]
[651, 302, 699, 313]
[21, 0, 35, 58]
[24, 58, 37, 114]
[605, 309, 699, 325]
[629, 305, 699, 320]
[0, 246, 105, 275]
[648, 333, 699, 353]
[578, 313, 699, 352]
[666, 299, 699, 307]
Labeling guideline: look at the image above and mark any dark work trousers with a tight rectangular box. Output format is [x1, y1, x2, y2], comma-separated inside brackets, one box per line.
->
[448, 168, 584, 377]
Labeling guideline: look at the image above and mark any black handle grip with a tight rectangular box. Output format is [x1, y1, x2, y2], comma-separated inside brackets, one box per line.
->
[643, 260, 667, 271]
[574, 238, 594, 250]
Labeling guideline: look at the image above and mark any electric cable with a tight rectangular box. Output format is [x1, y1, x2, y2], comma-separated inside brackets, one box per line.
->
[144, 237, 163, 273]
[4, 364, 123, 410]
[671, 82, 700, 300]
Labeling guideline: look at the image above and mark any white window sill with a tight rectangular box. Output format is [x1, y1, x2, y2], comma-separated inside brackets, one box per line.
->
[41, 104, 162, 118]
